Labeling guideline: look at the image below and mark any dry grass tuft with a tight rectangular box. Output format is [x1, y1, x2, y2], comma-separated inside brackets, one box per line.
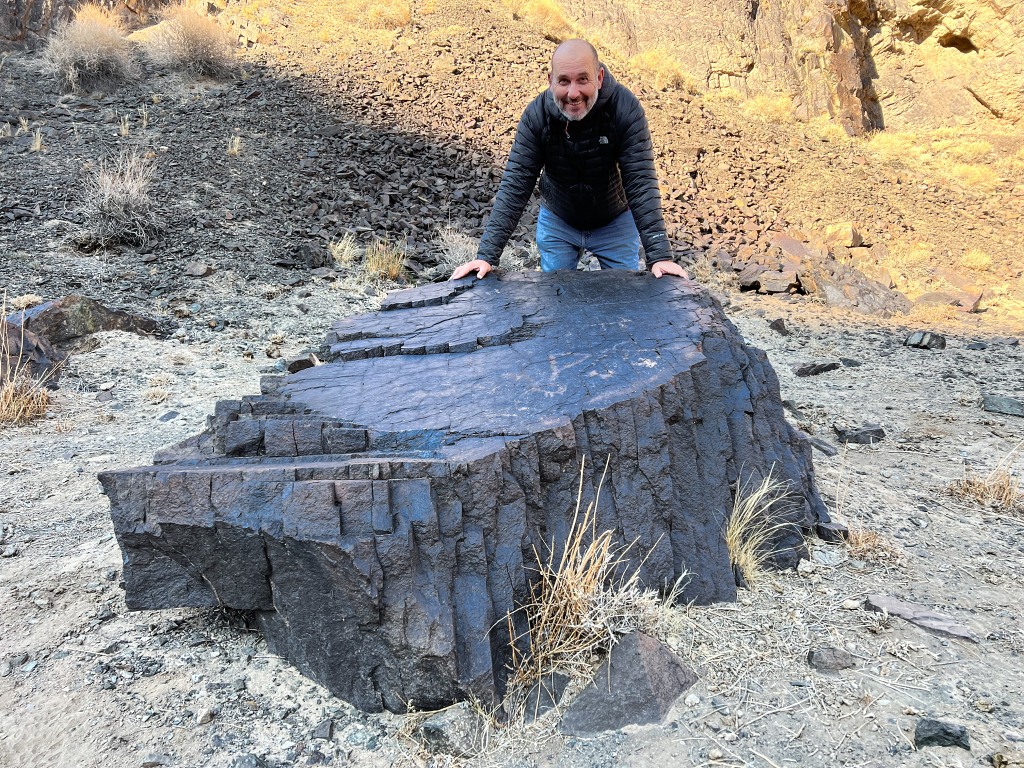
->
[226, 135, 243, 156]
[43, 2, 139, 92]
[363, 239, 407, 282]
[960, 248, 992, 272]
[741, 94, 796, 123]
[329, 233, 360, 266]
[503, 0, 571, 37]
[1, 298, 55, 426]
[142, 386, 170, 404]
[365, 0, 412, 29]
[8, 294, 44, 311]
[505, 458, 679, 717]
[82, 152, 159, 246]
[145, 4, 236, 77]
[948, 449, 1023, 515]
[628, 49, 696, 92]
[846, 526, 903, 564]
[688, 252, 739, 291]
[725, 474, 796, 588]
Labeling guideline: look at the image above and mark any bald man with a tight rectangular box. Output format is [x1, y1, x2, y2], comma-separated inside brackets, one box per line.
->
[451, 39, 687, 280]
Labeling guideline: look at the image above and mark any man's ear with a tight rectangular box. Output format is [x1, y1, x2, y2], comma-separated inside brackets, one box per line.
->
[596, 66, 605, 89]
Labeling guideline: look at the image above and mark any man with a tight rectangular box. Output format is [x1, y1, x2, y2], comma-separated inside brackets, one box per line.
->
[450, 39, 687, 280]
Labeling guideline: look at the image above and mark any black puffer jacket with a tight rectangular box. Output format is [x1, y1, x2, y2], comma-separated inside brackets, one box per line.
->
[476, 67, 671, 266]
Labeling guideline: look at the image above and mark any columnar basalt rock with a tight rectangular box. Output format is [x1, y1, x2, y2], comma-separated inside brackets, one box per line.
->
[100, 271, 831, 713]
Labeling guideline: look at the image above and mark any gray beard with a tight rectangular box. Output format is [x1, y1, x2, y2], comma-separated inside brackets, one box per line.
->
[550, 89, 596, 121]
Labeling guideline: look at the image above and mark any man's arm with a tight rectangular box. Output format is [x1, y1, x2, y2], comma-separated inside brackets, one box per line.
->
[451, 99, 546, 279]
[615, 93, 686, 277]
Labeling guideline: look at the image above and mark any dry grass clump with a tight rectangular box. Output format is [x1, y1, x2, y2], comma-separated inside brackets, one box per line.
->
[688, 252, 739, 291]
[628, 49, 696, 92]
[948, 452, 1023, 515]
[365, 0, 412, 29]
[503, 0, 571, 37]
[8, 294, 44, 311]
[43, 2, 139, 92]
[741, 94, 796, 123]
[363, 239, 407, 282]
[145, 4, 236, 77]
[1, 305, 54, 426]
[725, 474, 796, 588]
[960, 248, 992, 272]
[82, 152, 159, 246]
[505, 459, 678, 714]
[329, 232, 360, 267]
[845, 526, 903, 564]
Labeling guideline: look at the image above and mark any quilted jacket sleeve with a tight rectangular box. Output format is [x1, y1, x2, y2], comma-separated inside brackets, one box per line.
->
[476, 98, 546, 265]
[616, 93, 672, 264]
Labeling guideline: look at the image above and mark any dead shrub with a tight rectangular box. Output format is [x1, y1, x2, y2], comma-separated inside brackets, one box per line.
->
[145, 4, 236, 77]
[43, 2, 139, 92]
[846, 526, 903, 564]
[504, 457, 680, 718]
[725, 474, 796, 588]
[329, 232, 360, 267]
[948, 451, 1023, 515]
[81, 152, 159, 246]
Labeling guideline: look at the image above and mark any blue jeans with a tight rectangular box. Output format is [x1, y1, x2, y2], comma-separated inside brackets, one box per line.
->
[536, 207, 641, 272]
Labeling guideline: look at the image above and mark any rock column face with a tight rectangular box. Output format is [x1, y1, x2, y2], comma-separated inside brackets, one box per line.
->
[100, 272, 830, 713]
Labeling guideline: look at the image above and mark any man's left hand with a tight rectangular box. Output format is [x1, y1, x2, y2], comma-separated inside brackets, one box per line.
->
[650, 261, 689, 279]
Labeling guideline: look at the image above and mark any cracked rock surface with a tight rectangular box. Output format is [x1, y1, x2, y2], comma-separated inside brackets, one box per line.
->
[100, 271, 828, 713]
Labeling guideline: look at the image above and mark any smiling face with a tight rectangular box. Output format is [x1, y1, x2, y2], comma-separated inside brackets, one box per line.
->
[549, 39, 604, 121]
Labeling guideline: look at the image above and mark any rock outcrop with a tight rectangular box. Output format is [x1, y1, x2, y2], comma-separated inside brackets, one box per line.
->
[100, 271, 830, 712]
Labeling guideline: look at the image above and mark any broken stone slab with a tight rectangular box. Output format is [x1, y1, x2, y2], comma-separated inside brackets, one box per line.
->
[834, 423, 885, 445]
[757, 270, 800, 294]
[982, 394, 1024, 418]
[8, 295, 159, 352]
[904, 331, 946, 350]
[521, 671, 570, 723]
[558, 633, 697, 735]
[865, 595, 980, 643]
[822, 222, 863, 249]
[0, 319, 64, 385]
[794, 361, 841, 377]
[99, 271, 830, 713]
[799, 259, 911, 318]
[767, 318, 789, 336]
[915, 718, 970, 750]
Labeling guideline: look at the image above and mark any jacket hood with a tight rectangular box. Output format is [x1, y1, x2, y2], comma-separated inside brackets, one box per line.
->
[544, 64, 618, 122]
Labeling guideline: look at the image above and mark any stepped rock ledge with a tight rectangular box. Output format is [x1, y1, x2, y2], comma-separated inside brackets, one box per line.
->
[100, 271, 830, 712]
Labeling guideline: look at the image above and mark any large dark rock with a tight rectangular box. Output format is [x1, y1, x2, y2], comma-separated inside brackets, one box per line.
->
[8, 295, 159, 352]
[0, 318, 64, 385]
[559, 633, 698, 735]
[99, 271, 829, 713]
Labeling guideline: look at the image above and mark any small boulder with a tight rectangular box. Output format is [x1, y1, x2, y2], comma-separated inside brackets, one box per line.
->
[417, 702, 484, 757]
[914, 718, 970, 750]
[833, 423, 885, 445]
[559, 633, 697, 736]
[823, 222, 863, 248]
[982, 394, 1024, 418]
[9, 295, 158, 351]
[794, 361, 841, 377]
[767, 318, 790, 336]
[808, 646, 856, 671]
[904, 331, 946, 350]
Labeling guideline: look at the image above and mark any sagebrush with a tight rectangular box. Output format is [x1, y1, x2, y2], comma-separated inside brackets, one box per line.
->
[43, 3, 139, 92]
[145, 3, 236, 77]
[82, 152, 160, 246]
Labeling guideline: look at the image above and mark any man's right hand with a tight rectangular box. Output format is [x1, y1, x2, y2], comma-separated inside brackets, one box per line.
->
[449, 260, 493, 280]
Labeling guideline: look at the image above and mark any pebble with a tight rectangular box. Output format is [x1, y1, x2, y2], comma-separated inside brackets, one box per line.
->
[196, 707, 216, 725]
[683, 693, 700, 707]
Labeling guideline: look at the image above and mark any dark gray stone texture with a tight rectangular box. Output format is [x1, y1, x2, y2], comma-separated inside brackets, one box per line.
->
[100, 271, 829, 713]
[559, 632, 698, 735]
[915, 718, 971, 750]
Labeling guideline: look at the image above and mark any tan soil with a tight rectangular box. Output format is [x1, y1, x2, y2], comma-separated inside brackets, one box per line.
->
[2, 1, 1023, 766]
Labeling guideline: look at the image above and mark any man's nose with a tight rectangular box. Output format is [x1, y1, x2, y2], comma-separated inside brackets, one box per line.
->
[568, 83, 581, 99]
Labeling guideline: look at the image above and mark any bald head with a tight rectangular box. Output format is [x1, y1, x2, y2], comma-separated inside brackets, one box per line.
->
[550, 39, 600, 73]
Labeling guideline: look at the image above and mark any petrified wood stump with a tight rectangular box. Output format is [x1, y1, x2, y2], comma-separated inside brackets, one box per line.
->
[100, 271, 829, 712]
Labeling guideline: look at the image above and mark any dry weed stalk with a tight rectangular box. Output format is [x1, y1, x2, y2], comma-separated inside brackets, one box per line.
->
[726, 474, 796, 588]
[505, 457, 679, 718]
[948, 447, 1023, 514]
[30, 128, 44, 152]
[43, 2, 139, 92]
[146, 4, 236, 77]
[226, 135, 243, 155]
[82, 151, 159, 246]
